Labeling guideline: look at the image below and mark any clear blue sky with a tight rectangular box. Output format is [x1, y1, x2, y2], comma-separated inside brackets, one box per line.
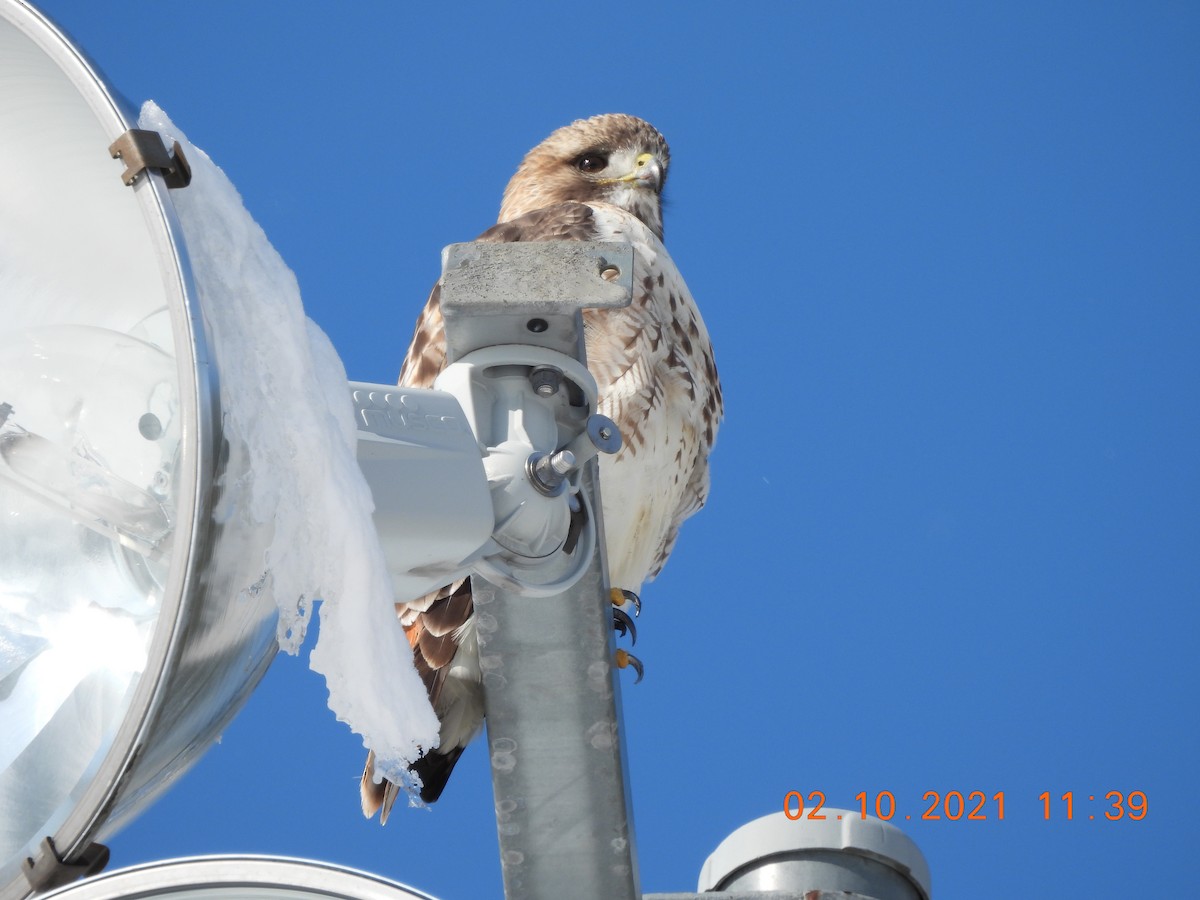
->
[33, 1, 1199, 897]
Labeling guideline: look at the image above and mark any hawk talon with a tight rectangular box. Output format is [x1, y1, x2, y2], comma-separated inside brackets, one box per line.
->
[612, 606, 637, 643]
[610, 587, 641, 617]
[615, 648, 644, 684]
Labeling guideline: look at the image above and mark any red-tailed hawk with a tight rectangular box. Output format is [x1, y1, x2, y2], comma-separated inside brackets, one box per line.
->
[361, 114, 722, 820]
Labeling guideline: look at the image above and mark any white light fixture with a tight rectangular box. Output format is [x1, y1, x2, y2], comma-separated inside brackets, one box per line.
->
[34, 856, 442, 900]
[0, 3, 283, 897]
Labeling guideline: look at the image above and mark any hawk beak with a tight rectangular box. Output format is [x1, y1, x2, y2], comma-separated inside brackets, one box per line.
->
[607, 153, 662, 191]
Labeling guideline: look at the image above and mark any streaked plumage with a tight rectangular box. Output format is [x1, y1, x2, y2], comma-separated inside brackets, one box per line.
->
[362, 114, 721, 820]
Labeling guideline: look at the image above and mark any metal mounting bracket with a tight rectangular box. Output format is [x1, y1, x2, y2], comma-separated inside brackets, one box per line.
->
[439, 241, 633, 363]
[109, 128, 191, 188]
[22, 837, 109, 894]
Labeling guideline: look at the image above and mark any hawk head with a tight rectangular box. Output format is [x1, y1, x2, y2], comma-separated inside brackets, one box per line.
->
[498, 113, 671, 239]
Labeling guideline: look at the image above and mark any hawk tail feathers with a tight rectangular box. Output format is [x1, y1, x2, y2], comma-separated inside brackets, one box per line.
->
[410, 745, 466, 805]
[359, 747, 468, 823]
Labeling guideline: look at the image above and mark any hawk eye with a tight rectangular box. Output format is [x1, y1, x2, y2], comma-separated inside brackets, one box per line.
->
[575, 153, 608, 173]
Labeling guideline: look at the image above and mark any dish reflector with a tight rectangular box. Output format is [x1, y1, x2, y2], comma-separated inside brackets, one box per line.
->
[0, 4, 279, 897]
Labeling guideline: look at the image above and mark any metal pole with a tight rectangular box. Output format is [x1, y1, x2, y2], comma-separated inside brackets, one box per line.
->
[438, 242, 640, 900]
[473, 464, 639, 899]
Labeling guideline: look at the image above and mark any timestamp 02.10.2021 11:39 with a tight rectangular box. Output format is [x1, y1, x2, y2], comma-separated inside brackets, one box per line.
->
[783, 790, 1149, 822]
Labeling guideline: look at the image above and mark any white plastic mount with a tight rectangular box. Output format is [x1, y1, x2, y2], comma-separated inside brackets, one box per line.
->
[352, 342, 617, 604]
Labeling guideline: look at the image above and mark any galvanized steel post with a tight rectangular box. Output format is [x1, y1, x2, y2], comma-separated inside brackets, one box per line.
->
[438, 241, 640, 900]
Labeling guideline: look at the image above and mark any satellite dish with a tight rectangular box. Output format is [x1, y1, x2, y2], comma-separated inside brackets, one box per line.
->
[0, 3, 280, 896]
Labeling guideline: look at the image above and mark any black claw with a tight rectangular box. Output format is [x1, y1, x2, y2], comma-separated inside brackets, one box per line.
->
[612, 588, 641, 617]
[616, 649, 644, 684]
[612, 606, 637, 644]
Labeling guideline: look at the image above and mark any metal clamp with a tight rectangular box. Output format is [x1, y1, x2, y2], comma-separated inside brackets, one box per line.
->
[22, 837, 109, 894]
[109, 128, 192, 188]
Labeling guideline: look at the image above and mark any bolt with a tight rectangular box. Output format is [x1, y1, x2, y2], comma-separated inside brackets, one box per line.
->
[527, 449, 577, 496]
[562, 415, 622, 468]
[547, 449, 576, 475]
[588, 415, 622, 453]
[530, 366, 562, 397]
